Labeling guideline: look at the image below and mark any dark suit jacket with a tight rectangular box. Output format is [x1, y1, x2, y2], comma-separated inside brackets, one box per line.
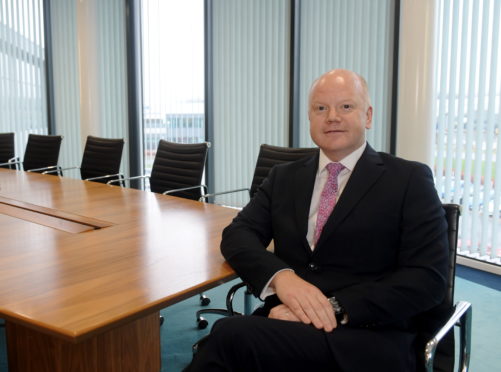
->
[221, 144, 449, 331]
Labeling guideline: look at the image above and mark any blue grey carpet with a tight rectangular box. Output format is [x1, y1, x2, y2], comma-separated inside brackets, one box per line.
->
[0, 267, 500, 371]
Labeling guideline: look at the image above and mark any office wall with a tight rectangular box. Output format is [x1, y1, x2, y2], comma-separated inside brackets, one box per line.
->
[396, 0, 437, 166]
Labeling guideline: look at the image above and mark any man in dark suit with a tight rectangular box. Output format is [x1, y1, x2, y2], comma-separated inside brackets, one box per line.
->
[186, 69, 448, 371]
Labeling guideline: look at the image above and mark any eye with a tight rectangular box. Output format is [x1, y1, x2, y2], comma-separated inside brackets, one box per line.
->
[340, 104, 354, 112]
[316, 105, 327, 112]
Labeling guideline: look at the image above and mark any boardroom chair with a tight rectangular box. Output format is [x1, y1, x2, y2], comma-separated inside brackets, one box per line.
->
[419, 203, 472, 372]
[1, 134, 63, 173]
[0, 132, 17, 169]
[195, 144, 319, 328]
[41, 135, 125, 184]
[108, 139, 209, 200]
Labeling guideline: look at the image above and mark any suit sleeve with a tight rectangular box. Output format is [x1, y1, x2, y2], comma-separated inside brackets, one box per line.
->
[220, 166, 292, 296]
[335, 163, 449, 328]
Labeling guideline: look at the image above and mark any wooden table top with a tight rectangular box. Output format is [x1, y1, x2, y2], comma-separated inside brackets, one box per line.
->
[0, 169, 238, 342]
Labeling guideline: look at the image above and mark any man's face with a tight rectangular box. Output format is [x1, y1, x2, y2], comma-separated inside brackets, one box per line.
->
[308, 72, 372, 161]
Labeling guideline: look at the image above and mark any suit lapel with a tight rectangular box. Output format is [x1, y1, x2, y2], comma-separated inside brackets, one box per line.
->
[294, 154, 318, 250]
[315, 145, 385, 248]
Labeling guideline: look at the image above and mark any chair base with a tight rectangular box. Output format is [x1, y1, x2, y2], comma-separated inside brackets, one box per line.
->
[196, 309, 242, 329]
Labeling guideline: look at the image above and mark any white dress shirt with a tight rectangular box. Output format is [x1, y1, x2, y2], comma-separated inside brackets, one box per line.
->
[306, 142, 366, 249]
[259, 142, 367, 300]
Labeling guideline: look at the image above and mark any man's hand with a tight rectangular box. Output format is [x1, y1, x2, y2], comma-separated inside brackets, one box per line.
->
[269, 271, 337, 332]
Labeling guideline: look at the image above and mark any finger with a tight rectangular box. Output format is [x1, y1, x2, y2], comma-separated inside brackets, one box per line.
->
[293, 293, 336, 332]
[314, 295, 337, 332]
[269, 305, 300, 322]
[299, 297, 327, 331]
[287, 298, 313, 325]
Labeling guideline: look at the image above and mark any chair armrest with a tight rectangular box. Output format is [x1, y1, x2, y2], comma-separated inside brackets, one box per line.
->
[85, 173, 125, 186]
[0, 158, 20, 169]
[224, 282, 251, 315]
[107, 174, 149, 186]
[198, 187, 250, 202]
[26, 165, 67, 175]
[424, 301, 472, 372]
[42, 165, 80, 175]
[38, 165, 63, 175]
[162, 184, 208, 196]
[26, 164, 61, 174]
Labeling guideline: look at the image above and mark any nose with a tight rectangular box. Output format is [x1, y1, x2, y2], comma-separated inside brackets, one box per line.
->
[327, 107, 341, 122]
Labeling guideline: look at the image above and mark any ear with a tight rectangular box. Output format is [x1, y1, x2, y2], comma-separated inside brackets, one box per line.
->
[365, 106, 373, 129]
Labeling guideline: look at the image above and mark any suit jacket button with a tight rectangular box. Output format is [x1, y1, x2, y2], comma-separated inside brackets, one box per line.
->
[308, 263, 319, 272]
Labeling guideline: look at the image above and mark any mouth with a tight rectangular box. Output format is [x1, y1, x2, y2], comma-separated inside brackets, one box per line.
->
[324, 129, 344, 134]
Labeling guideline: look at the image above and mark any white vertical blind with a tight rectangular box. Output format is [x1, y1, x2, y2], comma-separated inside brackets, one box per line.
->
[434, 0, 501, 264]
[96, 0, 128, 148]
[50, 0, 81, 176]
[49, 0, 128, 178]
[212, 0, 290, 207]
[0, 0, 47, 155]
[141, 0, 205, 174]
[298, 0, 395, 152]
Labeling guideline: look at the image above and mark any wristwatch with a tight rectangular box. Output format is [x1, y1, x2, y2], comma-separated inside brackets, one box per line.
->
[327, 296, 348, 325]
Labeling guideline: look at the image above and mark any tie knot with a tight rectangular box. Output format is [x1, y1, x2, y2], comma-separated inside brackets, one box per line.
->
[326, 162, 344, 177]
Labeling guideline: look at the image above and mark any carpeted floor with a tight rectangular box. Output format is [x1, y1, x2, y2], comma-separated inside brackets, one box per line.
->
[1, 265, 500, 371]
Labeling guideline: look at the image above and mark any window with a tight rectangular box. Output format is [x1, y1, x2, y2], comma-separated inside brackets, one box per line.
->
[298, 0, 396, 152]
[434, 0, 501, 265]
[141, 0, 205, 174]
[211, 0, 290, 207]
[0, 0, 48, 150]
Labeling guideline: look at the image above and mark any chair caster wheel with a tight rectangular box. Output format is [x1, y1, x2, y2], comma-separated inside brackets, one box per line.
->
[197, 317, 208, 329]
[200, 295, 211, 306]
[159, 315, 165, 326]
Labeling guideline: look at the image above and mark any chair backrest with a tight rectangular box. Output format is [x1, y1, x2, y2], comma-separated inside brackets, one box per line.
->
[249, 144, 319, 198]
[79, 136, 125, 183]
[149, 140, 209, 200]
[22, 134, 63, 172]
[416, 203, 461, 372]
[0, 132, 15, 169]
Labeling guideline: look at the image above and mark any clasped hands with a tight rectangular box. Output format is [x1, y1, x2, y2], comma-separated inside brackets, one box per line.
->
[268, 271, 337, 332]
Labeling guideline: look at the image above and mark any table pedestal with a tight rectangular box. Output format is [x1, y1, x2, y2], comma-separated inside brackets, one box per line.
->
[6, 312, 161, 372]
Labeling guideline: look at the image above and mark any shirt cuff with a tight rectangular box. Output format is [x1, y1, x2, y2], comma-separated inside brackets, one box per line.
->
[259, 268, 294, 300]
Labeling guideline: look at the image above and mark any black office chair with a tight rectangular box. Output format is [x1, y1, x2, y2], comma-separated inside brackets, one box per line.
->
[3, 134, 63, 173]
[0, 132, 17, 169]
[109, 139, 209, 199]
[42, 135, 125, 184]
[418, 203, 472, 372]
[196, 144, 319, 328]
[200, 144, 319, 204]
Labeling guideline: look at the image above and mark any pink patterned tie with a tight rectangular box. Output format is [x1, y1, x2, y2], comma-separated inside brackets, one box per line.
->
[314, 162, 344, 245]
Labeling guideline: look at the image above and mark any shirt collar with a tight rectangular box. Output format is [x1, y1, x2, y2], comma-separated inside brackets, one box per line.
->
[318, 142, 367, 174]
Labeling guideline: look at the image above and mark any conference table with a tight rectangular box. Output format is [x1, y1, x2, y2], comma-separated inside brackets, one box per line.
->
[0, 168, 238, 372]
